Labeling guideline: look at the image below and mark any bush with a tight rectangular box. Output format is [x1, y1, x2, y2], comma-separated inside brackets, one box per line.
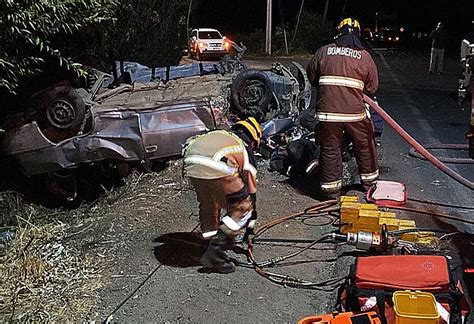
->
[233, 30, 266, 55]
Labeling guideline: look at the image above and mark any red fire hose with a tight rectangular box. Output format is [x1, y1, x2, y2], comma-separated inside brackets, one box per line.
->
[363, 95, 474, 190]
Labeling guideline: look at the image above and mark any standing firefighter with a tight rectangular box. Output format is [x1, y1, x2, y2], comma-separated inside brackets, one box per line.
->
[458, 30, 474, 104]
[183, 118, 262, 274]
[307, 18, 379, 199]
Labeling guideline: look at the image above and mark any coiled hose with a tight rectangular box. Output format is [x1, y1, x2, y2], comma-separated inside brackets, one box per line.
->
[363, 95, 474, 190]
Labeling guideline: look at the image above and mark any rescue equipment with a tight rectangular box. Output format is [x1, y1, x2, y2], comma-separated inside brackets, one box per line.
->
[392, 290, 440, 324]
[298, 311, 381, 324]
[342, 255, 470, 324]
[366, 181, 407, 207]
[339, 196, 413, 235]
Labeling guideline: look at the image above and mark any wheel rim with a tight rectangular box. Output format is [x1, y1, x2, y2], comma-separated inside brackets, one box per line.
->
[240, 79, 267, 108]
[46, 99, 76, 129]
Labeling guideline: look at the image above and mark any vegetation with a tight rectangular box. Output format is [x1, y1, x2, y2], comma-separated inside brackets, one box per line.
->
[0, 0, 189, 97]
[0, 0, 117, 94]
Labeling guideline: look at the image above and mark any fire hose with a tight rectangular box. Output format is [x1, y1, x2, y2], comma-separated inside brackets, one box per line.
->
[363, 95, 474, 190]
[409, 144, 474, 164]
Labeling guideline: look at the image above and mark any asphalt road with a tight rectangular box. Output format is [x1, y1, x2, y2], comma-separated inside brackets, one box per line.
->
[91, 49, 473, 323]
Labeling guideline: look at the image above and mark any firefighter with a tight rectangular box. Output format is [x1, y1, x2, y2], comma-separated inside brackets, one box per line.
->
[183, 117, 262, 274]
[458, 30, 474, 104]
[306, 18, 379, 200]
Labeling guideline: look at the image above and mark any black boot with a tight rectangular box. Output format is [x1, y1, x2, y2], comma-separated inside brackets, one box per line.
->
[201, 231, 236, 274]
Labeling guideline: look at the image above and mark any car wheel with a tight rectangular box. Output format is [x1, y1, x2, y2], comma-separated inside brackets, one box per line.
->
[43, 86, 86, 137]
[231, 69, 272, 122]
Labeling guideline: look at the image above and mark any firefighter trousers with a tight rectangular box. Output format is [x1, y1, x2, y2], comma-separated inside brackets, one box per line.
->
[315, 119, 379, 193]
[190, 176, 253, 239]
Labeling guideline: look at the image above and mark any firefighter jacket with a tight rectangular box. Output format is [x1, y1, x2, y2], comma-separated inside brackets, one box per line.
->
[307, 42, 379, 123]
[461, 32, 474, 59]
[183, 130, 257, 194]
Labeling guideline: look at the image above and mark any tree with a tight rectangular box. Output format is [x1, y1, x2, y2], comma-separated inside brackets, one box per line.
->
[103, 0, 189, 75]
[0, 0, 117, 94]
[293, 11, 334, 54]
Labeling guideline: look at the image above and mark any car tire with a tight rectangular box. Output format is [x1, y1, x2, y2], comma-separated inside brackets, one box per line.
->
[42, 86, 86, 140]
[231, 69, 273, 122]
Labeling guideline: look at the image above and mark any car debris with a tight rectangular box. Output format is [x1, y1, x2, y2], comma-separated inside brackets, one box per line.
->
[1, 41, 312, 200]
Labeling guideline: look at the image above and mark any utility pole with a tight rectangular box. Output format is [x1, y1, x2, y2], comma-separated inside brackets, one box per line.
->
[292, 0, 304, 44]
[265, 0, 272, 55]
[186, 0, 193, 36]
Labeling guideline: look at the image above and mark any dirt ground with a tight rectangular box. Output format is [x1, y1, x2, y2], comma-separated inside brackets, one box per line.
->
[76, 158, 357, 323]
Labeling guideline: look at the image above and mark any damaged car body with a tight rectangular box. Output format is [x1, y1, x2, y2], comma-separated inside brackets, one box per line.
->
[1, 42, 312, 199]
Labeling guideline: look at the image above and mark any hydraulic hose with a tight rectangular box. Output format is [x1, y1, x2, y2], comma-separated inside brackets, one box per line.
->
[363, 95, 474, 190]
[409, 144, 474, 164]
[385, 205, 474, 225]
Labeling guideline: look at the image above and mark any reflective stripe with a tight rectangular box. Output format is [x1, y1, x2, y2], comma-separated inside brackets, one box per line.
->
[319, 76, 364, 90]
[242, 147, 257, 177]
[315, 111, 367, 122]
[321, 180, 342, 190]
[184, 155, 237, 175]
[222, 211, 252, 231]
[305, 160, 319, 174]
[213, 144, 244, 161]
[360, 170, 379, 182]
[202, 230, 218, 238]
[248, 220, 256, 229]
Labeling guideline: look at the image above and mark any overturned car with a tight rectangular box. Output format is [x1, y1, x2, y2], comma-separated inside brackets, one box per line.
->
[1, 43, 311, 199]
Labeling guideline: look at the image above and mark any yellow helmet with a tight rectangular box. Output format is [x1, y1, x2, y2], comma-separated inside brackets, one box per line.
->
[337, 18, 361, 37]
[234, 117, 262, 145]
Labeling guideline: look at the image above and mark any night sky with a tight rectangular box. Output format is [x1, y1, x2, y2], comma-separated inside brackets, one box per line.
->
[193, 0, 474, 45]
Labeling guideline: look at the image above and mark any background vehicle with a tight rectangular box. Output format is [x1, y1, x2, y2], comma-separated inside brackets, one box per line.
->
[373, 28, 403, 48]
[188, 28, 230, 61]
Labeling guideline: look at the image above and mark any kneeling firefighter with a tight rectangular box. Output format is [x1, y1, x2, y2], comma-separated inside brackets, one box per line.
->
[183, 117, 262, 274]
[307, 18, 380, 199]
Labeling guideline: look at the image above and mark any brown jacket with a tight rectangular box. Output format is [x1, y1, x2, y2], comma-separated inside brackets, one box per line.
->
[183, 130, 257, 194]
[307, 43, 378, 122]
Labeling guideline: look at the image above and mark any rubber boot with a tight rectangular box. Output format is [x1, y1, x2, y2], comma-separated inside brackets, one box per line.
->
[200, 231, 236, 274]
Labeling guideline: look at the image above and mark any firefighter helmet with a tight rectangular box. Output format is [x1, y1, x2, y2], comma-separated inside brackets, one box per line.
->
[234, 117, 262, 145]
[336, 18, 361, 37]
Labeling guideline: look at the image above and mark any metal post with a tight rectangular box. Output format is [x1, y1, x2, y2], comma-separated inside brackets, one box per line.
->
[469, 60, 474, 158]
[322, 0, 329, 24]
[265, 0, 272, 55]
[375, 12, 379, 33]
